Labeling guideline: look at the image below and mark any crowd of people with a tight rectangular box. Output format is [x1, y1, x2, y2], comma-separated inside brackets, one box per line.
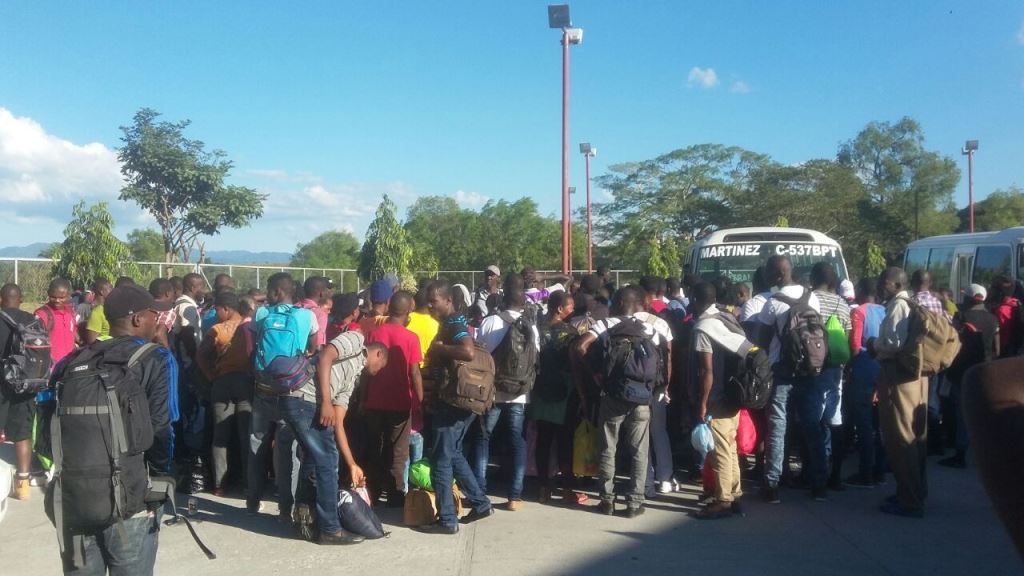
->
[0, 257, 1019, 573]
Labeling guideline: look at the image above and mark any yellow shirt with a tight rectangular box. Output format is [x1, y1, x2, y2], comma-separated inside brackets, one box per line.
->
[406, 311, 439, 368]
[86, 304, 110, 341]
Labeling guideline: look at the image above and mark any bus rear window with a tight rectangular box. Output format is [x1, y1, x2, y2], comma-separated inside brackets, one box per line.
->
[695, 242, 845, 285]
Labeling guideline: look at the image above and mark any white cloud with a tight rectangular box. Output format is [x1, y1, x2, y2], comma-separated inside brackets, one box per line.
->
[730, 80, 751, 94]
[687, 67, 719, 89]
[0, 108, 123, 207]
[452, 189, 489, 208]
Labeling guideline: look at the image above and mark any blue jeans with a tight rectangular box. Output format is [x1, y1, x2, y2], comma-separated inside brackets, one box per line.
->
[278, 396, 340, 535]
[645, 394, 673, 493]
[473, 402, 526, 500]
[430, 403, 491, 528]
[247, 393, 299, 514]
[64, 510, 162, 575]
[794, 368, 840, 489]
[850, 354, 884, 477]
[764, 379, 793, 486]
[403, 431, 424, 492]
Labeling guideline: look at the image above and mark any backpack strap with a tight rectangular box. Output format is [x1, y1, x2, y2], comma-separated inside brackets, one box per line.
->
[39, 306, 55, 332]
[0, 310, 18, 330]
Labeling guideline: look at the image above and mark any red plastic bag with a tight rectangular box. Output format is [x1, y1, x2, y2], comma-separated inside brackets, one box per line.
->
[737, 409, 757, 455]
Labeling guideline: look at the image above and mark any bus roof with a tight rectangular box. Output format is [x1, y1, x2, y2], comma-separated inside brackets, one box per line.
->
[693, 227, 841, 247]
[906, 227, 1024, 249]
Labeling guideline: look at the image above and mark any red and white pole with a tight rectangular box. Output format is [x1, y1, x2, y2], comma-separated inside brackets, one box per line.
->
[585, 152, 593, 273]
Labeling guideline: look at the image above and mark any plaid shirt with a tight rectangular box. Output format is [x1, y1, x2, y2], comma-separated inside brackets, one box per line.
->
[913, 290, 948, 319]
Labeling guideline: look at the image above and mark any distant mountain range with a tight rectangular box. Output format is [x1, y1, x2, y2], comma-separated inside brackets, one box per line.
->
[0, 243, 293, 265]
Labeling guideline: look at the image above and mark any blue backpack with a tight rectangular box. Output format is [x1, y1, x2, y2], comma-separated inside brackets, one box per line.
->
[254, 304, 313, 394]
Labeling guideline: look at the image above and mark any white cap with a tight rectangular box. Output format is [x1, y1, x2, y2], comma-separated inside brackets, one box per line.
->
[965, 283, 987, 302]
[839, 279, 855, 302]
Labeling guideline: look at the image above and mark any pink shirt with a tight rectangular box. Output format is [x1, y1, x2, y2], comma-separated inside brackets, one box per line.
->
[299, 299, 329, 347]
[36, 304, 78, 363]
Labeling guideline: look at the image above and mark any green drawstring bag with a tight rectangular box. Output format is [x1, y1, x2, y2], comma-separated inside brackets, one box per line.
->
[825, 313, 850, 367]
[409, 459, 432, 491]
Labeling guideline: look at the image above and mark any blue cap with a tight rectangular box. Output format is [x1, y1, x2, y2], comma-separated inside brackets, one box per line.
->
[370, 278, 396, 304]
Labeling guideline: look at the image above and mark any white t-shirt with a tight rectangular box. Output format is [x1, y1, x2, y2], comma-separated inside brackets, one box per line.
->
[477, 310, 541, 404]
[740, 293, 769, 323]
[588, 314, 669, 347]
[756, 285, 821, 364]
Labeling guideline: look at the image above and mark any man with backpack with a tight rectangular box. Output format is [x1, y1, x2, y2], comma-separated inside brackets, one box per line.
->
[754, 255, 823, 504]
[575, 287, 660, 518]
[41, 283, 178, 574]
[0, 283, 47, 501]
[868, 267, 929, 518]
[417, 280, 494, 535]
[810, 262, 852, 492]
[473, 275, 540, 511]
[172, 272, 207, 489]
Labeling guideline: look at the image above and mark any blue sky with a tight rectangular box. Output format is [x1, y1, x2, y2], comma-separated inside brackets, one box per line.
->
[1, 1, 1022, 252]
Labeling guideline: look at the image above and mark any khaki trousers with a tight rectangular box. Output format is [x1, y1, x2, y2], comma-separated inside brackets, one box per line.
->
[877, 362, 928, 511]
[709, 404, 742, 503]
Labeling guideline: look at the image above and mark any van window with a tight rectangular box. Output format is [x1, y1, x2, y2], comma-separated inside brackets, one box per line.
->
[972, 245, 1012, 288]
[1018, 244, 1024, 282]
[904, 247, 929, 277]
[927, 247, 955, 291]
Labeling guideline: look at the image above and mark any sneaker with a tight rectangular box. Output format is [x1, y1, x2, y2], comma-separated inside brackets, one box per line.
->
[319, 530, 364, 545]
[212, 486, 226, 498]
[655, 481, 674, 494]
[843, 474, 875, 489]
[505, 499, 523, 512]
[938, 455, 967, 469]
[415, 521, 459, 535]
[597, 500, 615, 515]
[460, 506, 494, 524]
[761, 485, 781, 505]
[293, 504, 317, 541]
[811, 487, 828, 502]
[12, 476, 30, 500]
[246, 501, 265, 514]
[624, 505, 645, 519]
[29, 471, 48, 488]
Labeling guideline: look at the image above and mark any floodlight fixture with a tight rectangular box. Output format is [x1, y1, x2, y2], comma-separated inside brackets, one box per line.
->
[579, 142, 596, 156]
[548, 4, 571, 28]
[963, 139, 979, 153]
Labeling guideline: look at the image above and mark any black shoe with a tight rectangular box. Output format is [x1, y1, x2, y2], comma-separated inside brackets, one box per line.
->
[938, 455, 966, 469]
[415, 521, 459, 535]
[761, 485, 780, 505]
[843, 474, 875, 489]
[597, 501, 615, 515]
[319, 530, 365, 545]
[460, 507, 495, 524]
[624, 506, 645, 519]
[731, 501, 745, 517]
[811, 487, 828, 502]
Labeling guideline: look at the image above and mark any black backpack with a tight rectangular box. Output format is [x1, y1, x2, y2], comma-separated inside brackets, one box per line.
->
[712, 312, 774, 410]
[492, 311, 539, 396]
[772, 289, 827, 379]
[601, 317, 659, 404]
[1, 310, 52, 395]
[43, 341, 158, 561]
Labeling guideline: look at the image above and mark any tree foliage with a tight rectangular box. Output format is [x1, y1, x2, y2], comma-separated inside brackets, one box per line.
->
[51, 202, 138, 289]
[127, 228, 165, 262]
[359, 195, 413, 282]
[291, 230, 361, 269]
[118, 108, 266, 263]
[960, 186, 1024, 232]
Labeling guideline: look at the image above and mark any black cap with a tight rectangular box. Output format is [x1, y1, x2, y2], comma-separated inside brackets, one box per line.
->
[106, 284, 173, 321]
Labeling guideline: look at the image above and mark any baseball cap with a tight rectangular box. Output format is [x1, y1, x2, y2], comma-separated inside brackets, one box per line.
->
[485, 265, 500, 277]
[370, 278, 397, 304]
[105, 284, 172, 321]
[965, 284, 987, 302]
[839, 279, 855, 302]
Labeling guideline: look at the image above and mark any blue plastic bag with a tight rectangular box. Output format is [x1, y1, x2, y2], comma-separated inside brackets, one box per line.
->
[691, 418, 715, 460]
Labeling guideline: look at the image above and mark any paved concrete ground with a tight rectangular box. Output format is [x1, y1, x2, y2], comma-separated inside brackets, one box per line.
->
[2, 453, 1019, 576]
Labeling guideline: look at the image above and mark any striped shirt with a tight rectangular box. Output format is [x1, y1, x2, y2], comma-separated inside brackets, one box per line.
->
[814, 290, 852, 332]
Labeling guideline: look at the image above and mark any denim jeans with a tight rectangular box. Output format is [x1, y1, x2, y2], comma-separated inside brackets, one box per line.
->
[850, 354, 884, 477]
[278, 395, 341, 535]
[247, 393, 299, 514]
[63, 510, 162, 576]
[473, 402, 526, 500]
[403, 431, 425, 492]
[645, 394, 673, 494]
[793, 368, 839, 489]
[429, 403, 491, 528]
[764, 379, 793, 487]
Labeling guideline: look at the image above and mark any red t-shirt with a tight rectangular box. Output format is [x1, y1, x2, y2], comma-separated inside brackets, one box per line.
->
[36, 304, 78, 363]
[365, 321, 423, 412]
[649, 299, 667, 314]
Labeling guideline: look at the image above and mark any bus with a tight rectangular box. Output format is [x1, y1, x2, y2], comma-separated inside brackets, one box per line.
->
[903, 227, 1024, 297]
[687, 227, 849, 287]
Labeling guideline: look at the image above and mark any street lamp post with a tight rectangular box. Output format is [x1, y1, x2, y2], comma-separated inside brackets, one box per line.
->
[962, 140, 979, 233]
[549, 5, 582, 274]
[568, 186, 576, 270]
[580, 142, 596, 272]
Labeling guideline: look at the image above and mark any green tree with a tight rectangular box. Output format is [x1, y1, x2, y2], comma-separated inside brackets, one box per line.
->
[641, 238, 669, 278]
[403, 196, 480, 272]
[359, 195, 413, 282]
[960, 186, 1024, 232]
[51, 202, 138, 288]
[837, 117, 959, 262]
[660, 237, 682, 278]
[126, 228, 165, 262]
[118, 108, 266, 262]
[863, 240, 887, 278]
[291, 230, 361, 269]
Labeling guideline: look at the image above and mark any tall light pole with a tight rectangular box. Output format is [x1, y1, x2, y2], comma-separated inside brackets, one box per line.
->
[962, 140, 979, 233]
[549, 5, 582, 274]
[568, 186, 576, 270]
[580, 142, 596, 272]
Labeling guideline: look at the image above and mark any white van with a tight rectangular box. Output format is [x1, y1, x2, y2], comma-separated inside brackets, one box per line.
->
[903, 227, 1023, 297]
[687, 227, 849, 286]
